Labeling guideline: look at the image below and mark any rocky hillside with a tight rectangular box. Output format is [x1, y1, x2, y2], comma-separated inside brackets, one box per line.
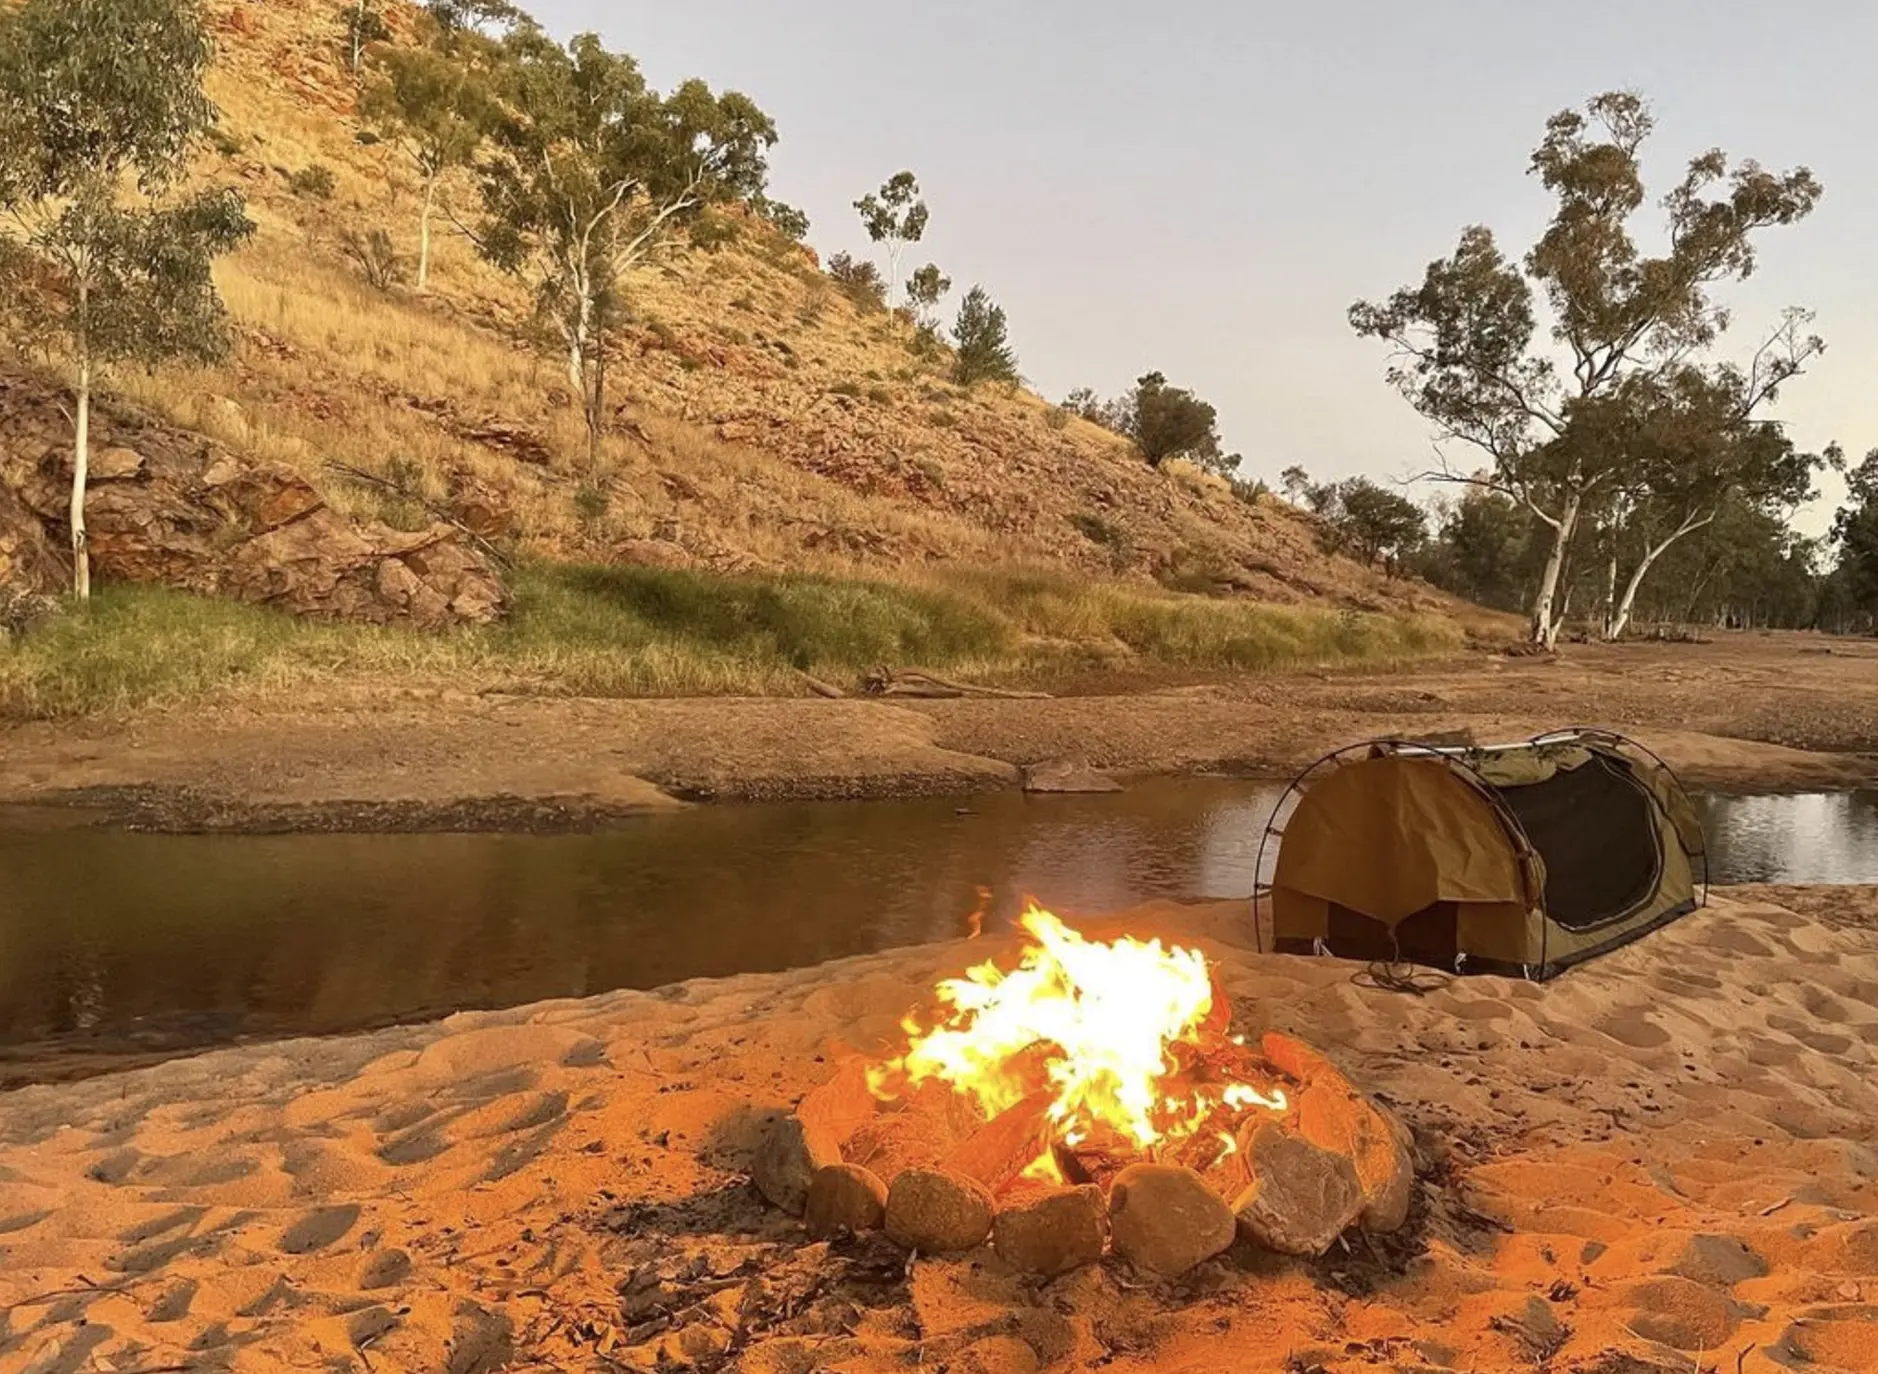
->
[0, 0, 1466, 630]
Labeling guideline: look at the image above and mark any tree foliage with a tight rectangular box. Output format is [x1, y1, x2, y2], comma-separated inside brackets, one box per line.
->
[1832, 448, 1878, 627]
[1295, 474, 1427, 574]
[0, 0, 252, 599]
[1351, 90, 1823, 646]
[1130, 372, 1236, 474]
[853, 170, 927, 310]
[906, 261, 952, 329]
[951, 285, 1017, 386]
[751, 194, 808, 242]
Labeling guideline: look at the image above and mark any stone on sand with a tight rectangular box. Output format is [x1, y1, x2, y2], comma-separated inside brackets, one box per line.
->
[753, 1114, 842, 1216]
[804, 1163, 889, 1240]
[1292, 1072, 1416, 1233]
[1234, 1123, 1364, 1257]
[796, 1057, 877, 1151]
[884, 1166, 994, 1254]
[1107, 1163, 1237, 1277]
[992, 1185, 1108, 1277]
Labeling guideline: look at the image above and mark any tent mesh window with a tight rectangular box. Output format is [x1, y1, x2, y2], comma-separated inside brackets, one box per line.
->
[1494, 752, 1664, 931]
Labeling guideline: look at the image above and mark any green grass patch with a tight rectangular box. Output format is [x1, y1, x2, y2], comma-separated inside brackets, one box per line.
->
[0, 562, 1463, 718]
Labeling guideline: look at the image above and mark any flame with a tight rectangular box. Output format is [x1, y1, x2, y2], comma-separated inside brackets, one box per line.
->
[871, 905, 1286, 1161]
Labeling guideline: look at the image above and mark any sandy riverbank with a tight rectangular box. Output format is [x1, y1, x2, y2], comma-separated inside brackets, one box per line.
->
[2, 886, 1876, 1372]
[2, 635, 1875, 831]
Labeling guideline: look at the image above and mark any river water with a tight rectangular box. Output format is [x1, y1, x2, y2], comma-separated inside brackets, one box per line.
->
[0, 782, 1873, 1084]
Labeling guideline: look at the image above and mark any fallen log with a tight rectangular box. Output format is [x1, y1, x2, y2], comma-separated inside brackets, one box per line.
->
[796, 670, 847, 699]
[943, 1090, 1057, 1195]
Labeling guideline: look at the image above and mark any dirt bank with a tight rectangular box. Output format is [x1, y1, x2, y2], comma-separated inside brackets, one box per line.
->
[2, 888, 1875, 1372]
[3, 634, 1875, 831]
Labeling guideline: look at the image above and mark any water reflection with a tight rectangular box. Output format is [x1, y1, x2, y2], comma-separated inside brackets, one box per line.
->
[0, 781, 1871, 1080]
[1693, 791, 1878, 885]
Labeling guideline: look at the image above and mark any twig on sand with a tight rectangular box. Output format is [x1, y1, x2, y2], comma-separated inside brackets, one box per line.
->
[864, 667, 1051, 700]
[1758, 1195, 1793, 1216]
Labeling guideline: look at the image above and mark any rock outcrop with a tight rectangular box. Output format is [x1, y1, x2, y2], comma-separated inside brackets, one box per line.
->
[0, 370, 504, 627]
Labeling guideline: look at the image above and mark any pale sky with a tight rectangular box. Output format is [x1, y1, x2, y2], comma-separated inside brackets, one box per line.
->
[535, 1, 1873, 538]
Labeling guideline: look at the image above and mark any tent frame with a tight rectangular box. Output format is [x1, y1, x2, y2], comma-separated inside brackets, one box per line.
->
[1252, 726, 1709, 963]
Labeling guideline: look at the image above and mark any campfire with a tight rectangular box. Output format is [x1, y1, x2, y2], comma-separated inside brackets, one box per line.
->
[754, 905, 1415, 1278]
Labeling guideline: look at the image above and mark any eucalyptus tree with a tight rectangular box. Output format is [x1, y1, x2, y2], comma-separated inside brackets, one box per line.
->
[470, 28, 775, 468]
[854, 171, 928, 311]
[0, 0, 252, 599]
[1351, 91, 1822, 647]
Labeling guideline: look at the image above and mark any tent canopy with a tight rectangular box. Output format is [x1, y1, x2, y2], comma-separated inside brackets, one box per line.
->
[1262, 730, 1706, 981]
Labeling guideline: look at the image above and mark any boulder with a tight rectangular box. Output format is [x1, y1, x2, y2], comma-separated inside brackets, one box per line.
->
[844, 1111, 952, 1190]
[804, 1163, 888, 1240]
[0, 479, 65, 598]
[0, 367, 505, 628]
[1234, 1123, 1364, 1257]
[1293, 1073, 1415, 1233]
[795, 1058, 877, 1152]
[992, 1185, 1108, 1277]
[883, 1167, 994, 1255]
[1021, 759, 1124, 795]
[752, 1115, 841, 1217]
[1107, 1163, 1237, 1278]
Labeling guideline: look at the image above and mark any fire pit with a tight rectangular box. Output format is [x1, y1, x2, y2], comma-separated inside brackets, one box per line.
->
[753, 906, 1415, 1278]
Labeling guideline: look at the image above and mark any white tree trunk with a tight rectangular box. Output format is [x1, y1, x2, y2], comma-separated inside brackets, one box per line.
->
[70, 356, 92, 601]
[1529, 489, 1581, 650]
[417, 176, 437, 292]
[1605, 513, 1712, 643]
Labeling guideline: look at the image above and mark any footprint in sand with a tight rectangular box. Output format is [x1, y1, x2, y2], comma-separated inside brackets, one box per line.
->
[146, 1278, 199, 1323]
[0, 1208, 47, 1235]
[358, 1246, 413, 1290]
[277, 1203, 361, 1255]
[1596, 1009, 1673, 1050]
[85, 1148, 143, 1185]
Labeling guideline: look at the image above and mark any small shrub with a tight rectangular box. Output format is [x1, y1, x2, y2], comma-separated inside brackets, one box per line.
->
[913, 457, 946, 488]
[867, 386, 893, 405]
[910, 321, 947, 362]
[688, 209, 742, 252]
[829, 380, 864, 399]
[730, 293, 758, 313]
[207, 125, 245, 158]
[1044, 406, 1071, 431]
[286, 164, 337, 200]
[1069, 513, 1129, 552]
[827, 252, 887, 312]
[645, 320, 679, 351]
[341, 228, 408, 292]
[678, 356, 703, 372]
[928, 406, 958, 428]
[574, 486, 611, 523]
[798, 280, 831, 325]
[723, 327, 749, 345]
[1231, 477, 1268, 506]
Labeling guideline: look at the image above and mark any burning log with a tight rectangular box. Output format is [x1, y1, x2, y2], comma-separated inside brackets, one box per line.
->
[942, 1090, 1056, 1195]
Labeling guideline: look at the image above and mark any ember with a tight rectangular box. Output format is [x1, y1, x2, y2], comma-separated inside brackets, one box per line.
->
[753, 905, 1416, 1278]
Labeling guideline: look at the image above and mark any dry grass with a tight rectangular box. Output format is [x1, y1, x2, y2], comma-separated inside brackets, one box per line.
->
[0, 565, 1463, 719]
